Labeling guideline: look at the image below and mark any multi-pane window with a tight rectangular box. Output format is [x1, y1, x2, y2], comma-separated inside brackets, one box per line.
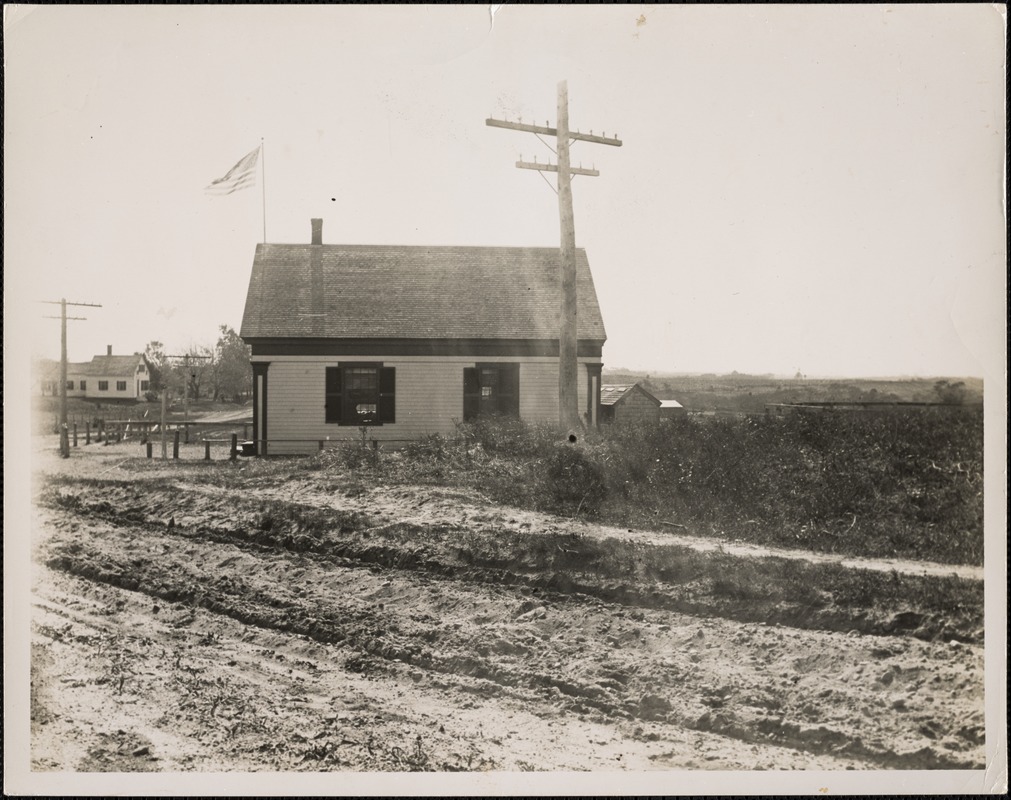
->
[346, 367, 379, 423]
[98, 380, 109, 391]
[463, 364, 519, 421]
[66, 380, 74, 390]
[117, 381, 127, 391]
[140, 380, 150, 391]
[80, 380, 87, 391]
[325, 364, 395, 425]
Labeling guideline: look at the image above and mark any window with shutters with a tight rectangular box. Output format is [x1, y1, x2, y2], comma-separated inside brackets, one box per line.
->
[463, 363, 519, 421]
[325, 364, 395, 426]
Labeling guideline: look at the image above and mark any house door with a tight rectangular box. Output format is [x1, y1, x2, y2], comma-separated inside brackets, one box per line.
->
[463, 363, 519, 421]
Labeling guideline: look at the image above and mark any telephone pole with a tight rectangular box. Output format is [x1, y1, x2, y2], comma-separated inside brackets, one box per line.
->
[487, 80, 622, 429]
[41, 299, 103, 458]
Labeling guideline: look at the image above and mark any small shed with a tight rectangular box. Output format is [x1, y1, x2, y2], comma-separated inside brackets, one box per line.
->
[659, 399, 686, 420]
[599, 383, 661, 425]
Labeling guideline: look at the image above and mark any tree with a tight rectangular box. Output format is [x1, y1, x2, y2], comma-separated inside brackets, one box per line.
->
[144, 341, 171, 393]
[183, 344, 215, 401]
[214, 325, 252, 403]
[934, 380, 967, 405]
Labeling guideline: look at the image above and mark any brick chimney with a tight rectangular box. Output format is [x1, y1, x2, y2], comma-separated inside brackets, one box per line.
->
[107, 345, 112, 356]
[311, 218, 323, 245]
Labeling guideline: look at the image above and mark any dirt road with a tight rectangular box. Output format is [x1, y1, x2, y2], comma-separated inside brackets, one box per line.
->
[29, 441, 985, 772]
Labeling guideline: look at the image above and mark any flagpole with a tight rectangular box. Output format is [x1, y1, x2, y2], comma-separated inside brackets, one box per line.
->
[261, 138, 267, 244]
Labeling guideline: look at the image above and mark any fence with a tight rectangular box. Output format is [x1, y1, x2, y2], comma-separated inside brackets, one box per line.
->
[246, 438, 418, 456]
[59, 422, 414, 460]
[765, 401, 983, 416]
[133, 436, 418, 462]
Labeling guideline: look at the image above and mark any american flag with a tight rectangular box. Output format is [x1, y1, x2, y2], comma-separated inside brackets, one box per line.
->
[205, 146, 260, 195]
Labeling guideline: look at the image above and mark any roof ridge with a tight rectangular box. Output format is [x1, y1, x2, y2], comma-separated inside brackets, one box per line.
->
[258, 242, 587, 252]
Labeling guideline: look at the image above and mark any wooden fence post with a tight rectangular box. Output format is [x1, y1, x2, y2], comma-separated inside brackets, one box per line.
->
[230, 434, 238, 461]
[319, 440, 324, 452]
[146, 442, 153, 459]
[205, 440, 211, 461]
[173, 430, 180, 460]
[73, 424, 78, 448]
[85, 421, 91, 445]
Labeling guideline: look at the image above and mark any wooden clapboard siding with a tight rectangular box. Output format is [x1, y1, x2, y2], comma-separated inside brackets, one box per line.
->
[261, 356, 601, 453]
[88, 375, 138, 399]
[518, 361, 556, 422]
[517, 361, 590, 424]
[617, 392, 660, 423]
[613, 386, 661, 425]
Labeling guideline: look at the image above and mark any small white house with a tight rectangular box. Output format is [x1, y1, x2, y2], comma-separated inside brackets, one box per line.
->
[55, 347, 150, 401]
[239, 219, 609, 454]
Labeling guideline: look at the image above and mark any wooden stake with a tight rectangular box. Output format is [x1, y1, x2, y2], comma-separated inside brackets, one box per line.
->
[161, 391, 167, 460]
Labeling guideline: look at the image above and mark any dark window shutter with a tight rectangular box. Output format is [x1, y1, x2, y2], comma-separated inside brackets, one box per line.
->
[378, 367, 396, 423]
[498, 363, 520, 417]
[325, 366, 342, 423]
[463, 367, 480, 422]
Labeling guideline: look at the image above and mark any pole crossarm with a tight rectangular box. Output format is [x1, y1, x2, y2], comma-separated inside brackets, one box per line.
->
[516, 160, 600, 177]
[40, 298, 102, 458]
[486, 118, 622, 147]
[486, 83, 622, 430]
[39, 300, 103, 308]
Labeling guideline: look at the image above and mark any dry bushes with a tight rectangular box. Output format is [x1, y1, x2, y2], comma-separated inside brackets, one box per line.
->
[307, 409, 983, 566]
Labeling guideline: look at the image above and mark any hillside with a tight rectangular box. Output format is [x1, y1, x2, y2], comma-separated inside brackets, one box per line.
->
[601, 372, 984, 414]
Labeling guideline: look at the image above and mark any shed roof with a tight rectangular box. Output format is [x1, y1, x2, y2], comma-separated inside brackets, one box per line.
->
[240, 244, 607, 342]
[660, 399, 684, 409]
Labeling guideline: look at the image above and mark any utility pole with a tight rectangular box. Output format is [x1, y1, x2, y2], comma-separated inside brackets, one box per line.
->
[40, 298, 102, 458]
[486, 80, 622, 429]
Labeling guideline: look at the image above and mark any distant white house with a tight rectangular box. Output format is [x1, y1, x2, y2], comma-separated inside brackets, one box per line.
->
[39, 346, 150, 401]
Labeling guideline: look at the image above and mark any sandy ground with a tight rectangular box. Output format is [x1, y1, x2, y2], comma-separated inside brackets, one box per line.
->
[28, 438, 985, 772]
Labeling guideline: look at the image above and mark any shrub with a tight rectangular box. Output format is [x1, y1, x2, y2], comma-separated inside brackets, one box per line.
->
[402, 434, 450, 462]
[543, 444, 607, 516]
[568, 408, 983, 564]
[457, 416, 561, 458]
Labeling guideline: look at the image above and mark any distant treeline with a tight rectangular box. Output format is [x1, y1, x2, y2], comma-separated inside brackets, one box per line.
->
[602, 372, 983, 413]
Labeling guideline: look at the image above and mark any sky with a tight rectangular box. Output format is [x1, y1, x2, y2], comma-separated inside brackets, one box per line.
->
[4, 4, 1006, 378]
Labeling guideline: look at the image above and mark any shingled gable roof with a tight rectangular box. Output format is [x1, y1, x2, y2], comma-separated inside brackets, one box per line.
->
[239, 244, 607, 342]
[599, 383, 661, 407]
[79, 356, 146, 376]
